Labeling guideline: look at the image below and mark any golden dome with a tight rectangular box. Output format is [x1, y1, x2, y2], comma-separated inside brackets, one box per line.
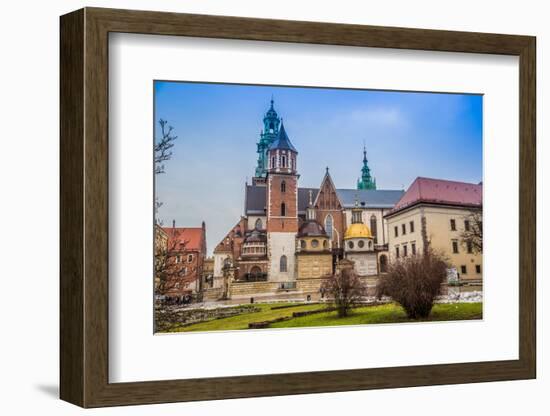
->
[344, 223, 372, 239]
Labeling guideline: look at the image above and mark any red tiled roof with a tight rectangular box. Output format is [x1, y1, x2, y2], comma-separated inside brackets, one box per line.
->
[390, 177, 482, 214]
[162, 227, 204, 251]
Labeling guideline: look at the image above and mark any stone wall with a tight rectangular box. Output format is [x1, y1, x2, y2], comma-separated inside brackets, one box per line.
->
[296, 253, 332, 279]
[230, 281, 281, 297]
[296, 278, 326, 294]
[155, 304, 260, 332]
[202, 287, 223, 301]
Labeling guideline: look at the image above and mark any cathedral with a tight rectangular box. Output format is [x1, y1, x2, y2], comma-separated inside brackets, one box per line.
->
[210, 100, 404, 301]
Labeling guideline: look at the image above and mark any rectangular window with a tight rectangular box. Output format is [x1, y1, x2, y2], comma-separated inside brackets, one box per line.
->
[411, 242, 416, 255]
[402, 224, 406, 235]
[452, 240, 459, 254]
[476, 264, 481, 274]
[464, 220, 471, 231]
[410, 221, 414, 233]
[403, 244, 408, 257]
[394, 226, 398, 237]
[187, 254, 194, 263]
[460, 265, 467, 274]
[395, 246, 400, 258]
[450, 219, 456, 231]
[467, 241, 473, 253]
[175, 255, 182, 264]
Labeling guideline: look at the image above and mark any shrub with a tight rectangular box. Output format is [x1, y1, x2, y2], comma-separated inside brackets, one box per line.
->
[321, 268, 367, 317]
[376, 250, 449, 319]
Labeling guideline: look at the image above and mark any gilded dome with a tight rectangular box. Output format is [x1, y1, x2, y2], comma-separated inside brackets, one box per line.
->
[344, 223, 372, 239]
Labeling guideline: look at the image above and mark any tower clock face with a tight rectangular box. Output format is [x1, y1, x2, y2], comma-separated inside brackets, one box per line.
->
[269, 128, 274, 133]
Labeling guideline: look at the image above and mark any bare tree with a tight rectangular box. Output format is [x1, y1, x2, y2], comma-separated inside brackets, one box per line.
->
[154, 119, 178, 224]
[155, 227, 190, 297]
[376, 250, 449, 319]
[155, 119, 178, 175]
[460, 209, 483, 253]
[321, 268, 367, 317]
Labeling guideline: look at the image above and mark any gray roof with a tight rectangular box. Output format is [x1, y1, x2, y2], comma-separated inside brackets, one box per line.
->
[245, 185, 402, 215]
[245, 185, 268, 215]
[336, 189, 404, 208]
[268, 122, 297, 152]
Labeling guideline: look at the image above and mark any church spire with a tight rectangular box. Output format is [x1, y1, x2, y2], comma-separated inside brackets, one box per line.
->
[254, 98, 281, 179]
[357, 145, 377, 190]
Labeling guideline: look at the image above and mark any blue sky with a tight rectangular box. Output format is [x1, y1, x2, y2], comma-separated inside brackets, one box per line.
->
[154, 81, 482, 255]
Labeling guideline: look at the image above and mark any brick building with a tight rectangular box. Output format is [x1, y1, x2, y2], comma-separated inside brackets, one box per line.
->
[158, 222, 207, 300]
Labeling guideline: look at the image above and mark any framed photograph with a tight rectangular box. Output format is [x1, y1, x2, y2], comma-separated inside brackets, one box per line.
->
[60, 7, 536, 408]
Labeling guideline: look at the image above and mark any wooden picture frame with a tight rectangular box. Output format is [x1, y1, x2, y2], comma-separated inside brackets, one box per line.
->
[60, 7, 536, 408]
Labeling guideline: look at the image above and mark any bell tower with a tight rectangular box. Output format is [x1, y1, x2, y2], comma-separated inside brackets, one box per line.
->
[266, 121, 299, 281]
[253, 98, 281, 183]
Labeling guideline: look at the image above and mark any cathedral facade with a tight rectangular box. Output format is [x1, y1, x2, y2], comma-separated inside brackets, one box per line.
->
[211, 100, 404, 300]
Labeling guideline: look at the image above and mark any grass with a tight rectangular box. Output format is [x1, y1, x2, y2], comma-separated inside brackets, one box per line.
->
[166, 302, 324, 332]
[270, 302, 482, 329]
[164, 302, 482, 333]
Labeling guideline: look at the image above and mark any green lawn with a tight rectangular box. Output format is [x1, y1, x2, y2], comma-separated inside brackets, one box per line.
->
[270, 302, 482, 329]
[166, 302, 324, 332]
[165, 302, 482, 333]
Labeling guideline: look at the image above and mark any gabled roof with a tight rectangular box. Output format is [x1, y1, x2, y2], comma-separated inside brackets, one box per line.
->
[162, 227, 205, 251]
[388, 177, 482, 216]
[268, 122, 297, 152]
[335, 189, 405, 209]
[313, 169, 343, 208]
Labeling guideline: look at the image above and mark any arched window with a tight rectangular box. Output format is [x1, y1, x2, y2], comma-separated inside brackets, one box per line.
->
[370, 215, 378, 243]
[323, 240, 328, 249]
[271, 156, 276, 168]
[250, 266, 262, 277]
[280, 255, 287, 272]
[311, 239, 319, 248]
[300, 240, 306, 249]
[281, 155, 287, 167]
[281, 180, 286, 193]
[281, 203, 286, 216]
[325, 214, 333, 239]
[254, 218, 263, 229]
